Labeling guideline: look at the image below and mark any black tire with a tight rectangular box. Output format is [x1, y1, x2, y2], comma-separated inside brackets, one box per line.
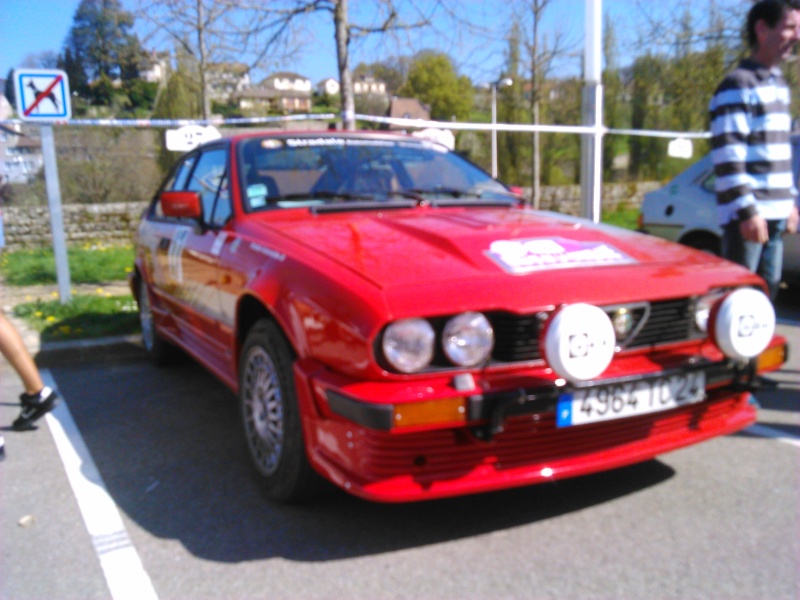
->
[137, 278, 181, 365]
[239, 319, 322, 502]
[681, 233, 721, 256]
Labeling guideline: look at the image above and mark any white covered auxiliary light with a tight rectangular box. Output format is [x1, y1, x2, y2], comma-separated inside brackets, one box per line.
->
[543, 303, 616, 383]
[711, 288, 775, 360]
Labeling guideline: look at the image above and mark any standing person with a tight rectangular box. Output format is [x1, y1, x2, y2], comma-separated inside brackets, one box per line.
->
[0, 311, 59, 430]
[709, 0, 800, 300]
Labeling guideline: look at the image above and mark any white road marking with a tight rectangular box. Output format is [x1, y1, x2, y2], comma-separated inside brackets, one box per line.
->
[42, 370, 159, 600]
[746, 423, 800, 448]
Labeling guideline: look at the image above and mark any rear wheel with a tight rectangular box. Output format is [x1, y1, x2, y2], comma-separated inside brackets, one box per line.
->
[239, 319, 321, 502]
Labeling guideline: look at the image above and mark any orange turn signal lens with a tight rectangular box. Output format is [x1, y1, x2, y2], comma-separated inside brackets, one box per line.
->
[392, 397, 466, 428]
[757, 344, 787, 373]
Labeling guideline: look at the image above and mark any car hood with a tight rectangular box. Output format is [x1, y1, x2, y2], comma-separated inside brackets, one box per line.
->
[252, 206, 759, 313]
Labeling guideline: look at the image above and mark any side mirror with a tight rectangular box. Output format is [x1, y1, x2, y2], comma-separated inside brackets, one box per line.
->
[161, 190, 202, 220]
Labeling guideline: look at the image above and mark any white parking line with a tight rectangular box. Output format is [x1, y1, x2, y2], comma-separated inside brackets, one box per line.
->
[746, 423, 800, 448]
[42, 370, 159, 600]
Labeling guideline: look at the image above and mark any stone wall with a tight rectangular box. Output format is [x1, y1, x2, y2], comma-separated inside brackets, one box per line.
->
[1, 202, 148, 250]
[0, 181, 660, 251]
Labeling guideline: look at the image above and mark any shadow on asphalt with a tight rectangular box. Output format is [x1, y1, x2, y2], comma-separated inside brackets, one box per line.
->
[49, 358, 675, 564]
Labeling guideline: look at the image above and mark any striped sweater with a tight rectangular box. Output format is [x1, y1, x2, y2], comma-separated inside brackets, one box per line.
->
[708, 59, 797, 225]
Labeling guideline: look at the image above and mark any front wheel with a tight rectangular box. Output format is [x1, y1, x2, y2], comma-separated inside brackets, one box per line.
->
[239, 319, 322, 502]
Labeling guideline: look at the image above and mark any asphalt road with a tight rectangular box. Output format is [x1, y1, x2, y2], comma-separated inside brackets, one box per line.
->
[1, 292, 798, 600]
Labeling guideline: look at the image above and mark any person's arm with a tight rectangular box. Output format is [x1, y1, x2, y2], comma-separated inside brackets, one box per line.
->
[709, 78, 760, 221]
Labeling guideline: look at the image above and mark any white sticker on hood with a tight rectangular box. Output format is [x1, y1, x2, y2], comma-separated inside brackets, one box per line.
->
[486, 237, 636, 274]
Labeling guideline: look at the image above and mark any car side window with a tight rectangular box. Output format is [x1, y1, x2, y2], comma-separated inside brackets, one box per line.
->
[210, 172, 231, 227]
[185, 148, 227, 223]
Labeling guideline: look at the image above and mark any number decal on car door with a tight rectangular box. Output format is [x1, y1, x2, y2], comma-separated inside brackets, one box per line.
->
[168, 227, 190, 284]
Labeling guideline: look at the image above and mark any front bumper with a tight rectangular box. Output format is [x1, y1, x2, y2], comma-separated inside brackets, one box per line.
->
[297, 342, 785, 502]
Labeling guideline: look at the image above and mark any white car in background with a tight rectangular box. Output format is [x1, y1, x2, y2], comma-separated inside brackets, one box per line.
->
[639, 146, 800, 284]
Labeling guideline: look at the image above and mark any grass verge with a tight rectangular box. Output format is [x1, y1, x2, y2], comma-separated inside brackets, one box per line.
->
[0, 244, 134, 286]
[12, 294, 140, 342]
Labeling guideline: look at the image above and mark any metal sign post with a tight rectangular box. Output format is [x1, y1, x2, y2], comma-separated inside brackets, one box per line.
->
[580, 0, 604, 223]
[13, 69, 72, 303]
[40, 125, 71, 303]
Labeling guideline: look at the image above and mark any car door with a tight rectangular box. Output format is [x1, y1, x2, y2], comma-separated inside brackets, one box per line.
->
[170, 145, 232, 370]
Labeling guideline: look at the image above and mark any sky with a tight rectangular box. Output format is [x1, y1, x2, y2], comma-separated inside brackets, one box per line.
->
[0, 1, 741, 88]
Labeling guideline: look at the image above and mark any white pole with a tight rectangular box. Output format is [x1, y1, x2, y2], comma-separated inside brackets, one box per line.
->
[491, 84, 498, 179]
[580, 0, 604, 222]
[41, 125, 71, 304]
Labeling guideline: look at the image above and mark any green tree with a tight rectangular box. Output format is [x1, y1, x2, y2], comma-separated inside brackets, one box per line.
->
[354, 59, 408, 94]
[151, 51, 202, 173]
[4, 69, 15, 108]
[497, 22, 529, 186]
[398, 51, 473, 121]
[629, 54, 668, 180]
[66, 0, 142, 82]
[602, 13, 627, 180]
[57, 48, 90, 97]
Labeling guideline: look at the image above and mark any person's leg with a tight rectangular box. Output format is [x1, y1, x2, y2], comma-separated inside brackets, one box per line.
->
[756, 219, 786, 301]
[0, 310, 59, 430]
[0, 310, 44, 395]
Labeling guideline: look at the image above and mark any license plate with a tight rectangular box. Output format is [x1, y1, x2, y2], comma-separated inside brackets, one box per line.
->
[556, 371, 706, 428]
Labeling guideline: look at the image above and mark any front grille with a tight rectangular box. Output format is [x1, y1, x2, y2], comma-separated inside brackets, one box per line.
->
[487, 297, 698, 365]
[487, 312, 543, 362]
[626, 298, 695, 347]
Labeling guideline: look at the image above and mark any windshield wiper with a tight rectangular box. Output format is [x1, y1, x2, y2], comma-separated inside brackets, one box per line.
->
[406, 186, 472, 197]
[269, 191, 375, 202]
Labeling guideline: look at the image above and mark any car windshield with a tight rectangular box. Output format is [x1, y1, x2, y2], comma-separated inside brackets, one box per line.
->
[238, 135, 510, 211]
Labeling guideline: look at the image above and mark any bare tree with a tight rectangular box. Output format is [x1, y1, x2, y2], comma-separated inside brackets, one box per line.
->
[134, 0, 310, 119]
[134, 0, 431, 127]
[274, 0, 431, 130]
[518, 0, 576, 207]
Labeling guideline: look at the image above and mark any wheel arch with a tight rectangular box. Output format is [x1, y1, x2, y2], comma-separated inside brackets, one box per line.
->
[235, 294, 298, 368]
[678, 229, 722, 255]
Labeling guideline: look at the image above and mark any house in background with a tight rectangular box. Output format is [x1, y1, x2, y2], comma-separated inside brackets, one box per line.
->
[234, 72, 312, 114]
[0, 94, 44, 185]
[354, 76, 386, 96]
[208, 62, 251, 102]
[139, 50, 170, 83]
[1, 126, 44, 185]
[388, 97, 430, 125]
[317, 78, 340, 97]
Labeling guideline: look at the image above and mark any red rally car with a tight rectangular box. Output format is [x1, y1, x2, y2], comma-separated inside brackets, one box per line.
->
[131, 130, 787, 503]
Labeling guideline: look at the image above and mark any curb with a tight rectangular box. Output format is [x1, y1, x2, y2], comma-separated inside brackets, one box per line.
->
[35, 334, 146, 367]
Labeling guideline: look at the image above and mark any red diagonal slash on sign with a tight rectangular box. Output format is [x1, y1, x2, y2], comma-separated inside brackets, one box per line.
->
[23, 74, 62, 116]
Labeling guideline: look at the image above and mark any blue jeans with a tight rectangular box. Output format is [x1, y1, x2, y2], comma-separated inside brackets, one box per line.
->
[721, 219, 785, 300]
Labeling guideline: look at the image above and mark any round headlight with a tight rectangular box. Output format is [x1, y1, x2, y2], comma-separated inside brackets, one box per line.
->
[694, 290, 727, 333]
[542, 303, 615, 383]
[710, 288, 775, 360]
[442, 312, 494, 367]
[382, 318, 435, 373]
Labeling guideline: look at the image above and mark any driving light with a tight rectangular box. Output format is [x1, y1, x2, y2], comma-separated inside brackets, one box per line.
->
[710, 288, 775, 360]
[382, 318, 435, 373]
[542, 303, 616, 382]
[442, 312, 494, 367]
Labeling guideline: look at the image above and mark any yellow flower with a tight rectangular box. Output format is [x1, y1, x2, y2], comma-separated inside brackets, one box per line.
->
[96, 287, 105, 295]
[35, 311, 43, 318]
[50, 292, 58, 298]
[45, 316, 56, 323]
